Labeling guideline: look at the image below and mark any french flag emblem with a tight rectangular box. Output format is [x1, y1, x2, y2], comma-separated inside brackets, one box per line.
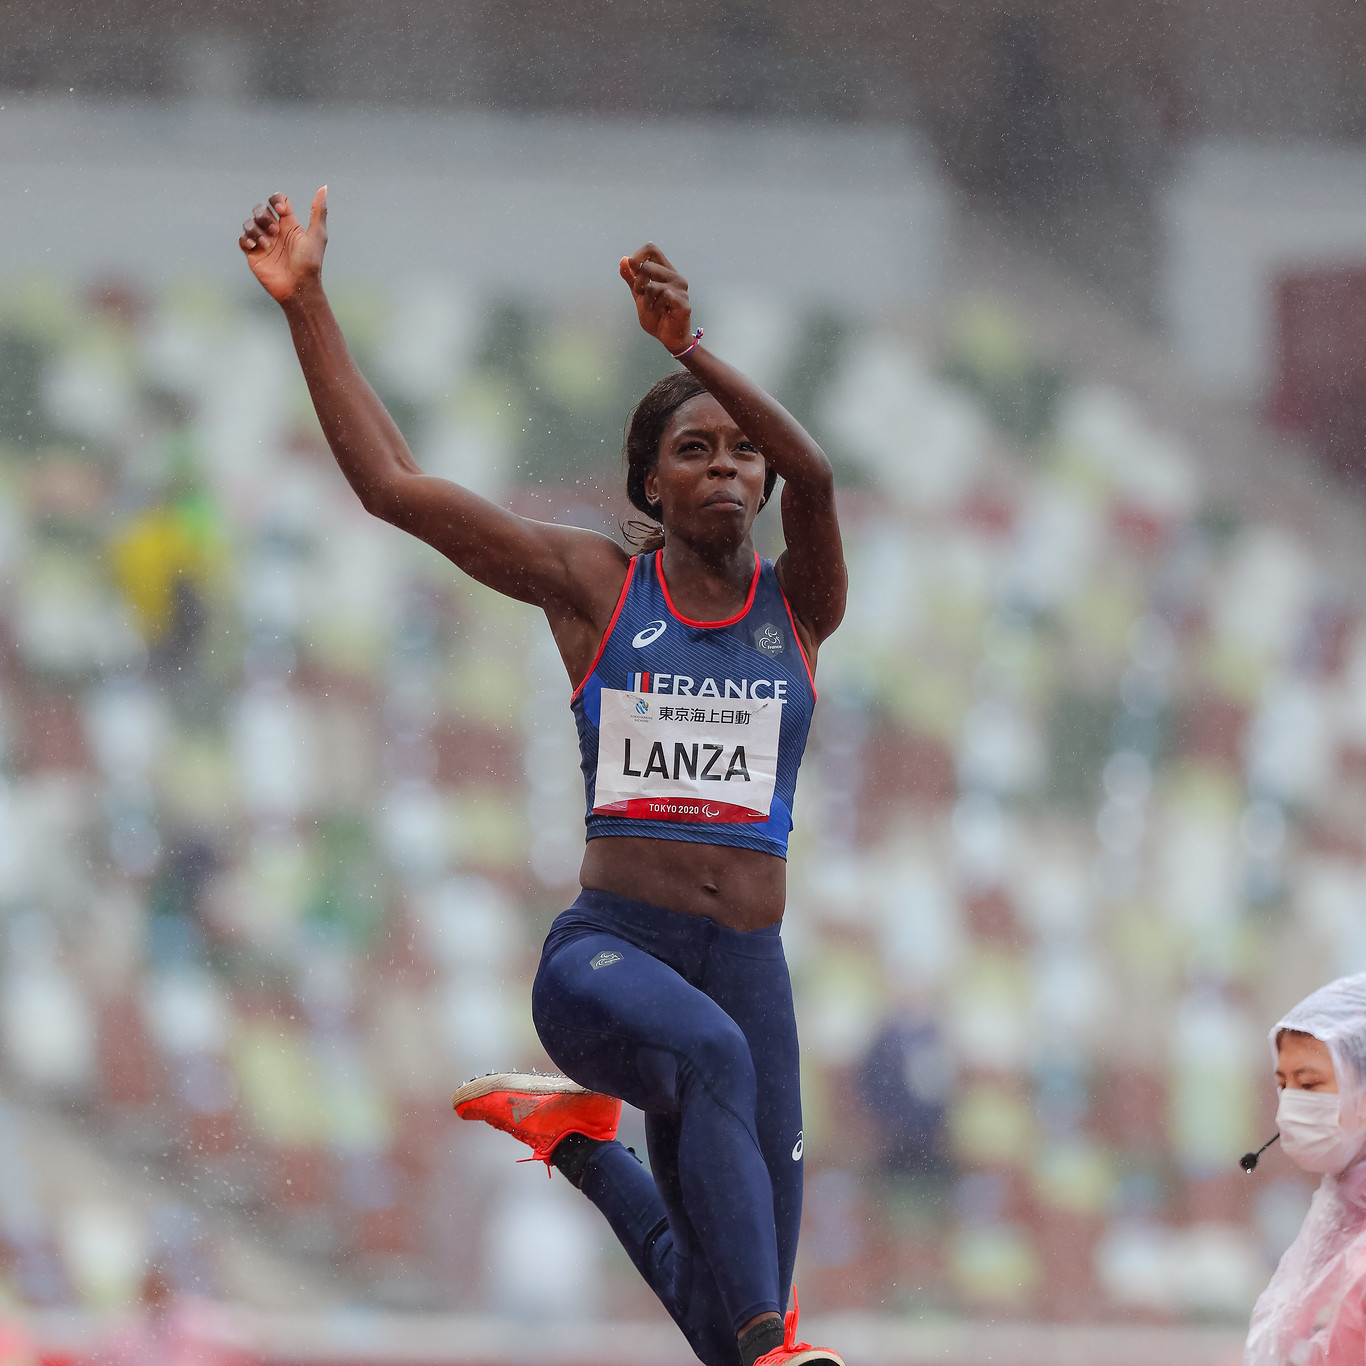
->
[628, 672, 651, 693]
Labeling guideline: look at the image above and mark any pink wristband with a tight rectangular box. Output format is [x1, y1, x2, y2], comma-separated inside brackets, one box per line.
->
[672, 327, 704, 360]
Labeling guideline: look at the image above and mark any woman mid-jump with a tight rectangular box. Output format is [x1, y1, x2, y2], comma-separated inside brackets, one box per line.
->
[239, 188, 848, 1366]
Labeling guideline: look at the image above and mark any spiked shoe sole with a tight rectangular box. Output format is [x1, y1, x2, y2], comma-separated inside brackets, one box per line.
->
[452, 1071, 589, 1110]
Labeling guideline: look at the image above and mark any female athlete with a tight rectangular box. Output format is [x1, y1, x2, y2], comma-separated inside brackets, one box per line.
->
[239, 188, 848, 1366]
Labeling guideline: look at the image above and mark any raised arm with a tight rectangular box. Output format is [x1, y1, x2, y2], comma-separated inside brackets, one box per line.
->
[620, 245, 847, 644]
[238, 191, 627, 680]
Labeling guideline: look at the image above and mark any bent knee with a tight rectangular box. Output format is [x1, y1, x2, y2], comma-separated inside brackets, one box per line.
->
[635, 1020, 757, 1113]
[678, 1017, 757, 1102]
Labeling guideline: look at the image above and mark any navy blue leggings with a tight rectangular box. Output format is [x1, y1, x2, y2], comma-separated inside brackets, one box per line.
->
[531, 889, 803, 1366]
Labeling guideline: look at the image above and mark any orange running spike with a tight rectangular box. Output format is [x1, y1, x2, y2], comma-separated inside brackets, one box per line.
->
[753, 1288, 846, 1366]
[452, 1072, 622, 1168]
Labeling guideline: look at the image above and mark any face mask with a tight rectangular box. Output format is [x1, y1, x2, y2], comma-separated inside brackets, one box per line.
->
[1277, 1088, 1366, 1174]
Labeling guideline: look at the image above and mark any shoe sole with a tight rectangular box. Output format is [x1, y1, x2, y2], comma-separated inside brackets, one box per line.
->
[451, 1071, 590, 1111]
[762, 1353, 845, 1366]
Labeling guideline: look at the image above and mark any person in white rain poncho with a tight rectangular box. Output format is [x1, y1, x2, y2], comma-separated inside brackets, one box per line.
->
[1246, 973, 1366, 1366]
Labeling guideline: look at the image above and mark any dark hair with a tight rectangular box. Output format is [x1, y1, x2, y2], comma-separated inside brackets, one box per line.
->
[621, 370, 778, 553]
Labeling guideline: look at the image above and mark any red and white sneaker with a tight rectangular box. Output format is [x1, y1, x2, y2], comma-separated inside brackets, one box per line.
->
[452, 1071, 622, 1167]
[754, 1289, 845, 1366]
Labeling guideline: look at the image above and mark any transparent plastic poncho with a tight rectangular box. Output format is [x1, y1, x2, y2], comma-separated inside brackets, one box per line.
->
[1246, 972, 1366, 1365]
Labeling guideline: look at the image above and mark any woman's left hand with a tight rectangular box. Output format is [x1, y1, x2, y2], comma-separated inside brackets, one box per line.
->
[620, 245, 694, 356]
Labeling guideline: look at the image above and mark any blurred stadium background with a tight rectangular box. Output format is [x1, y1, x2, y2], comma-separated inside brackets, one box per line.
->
[8, 3, 1366, 1363]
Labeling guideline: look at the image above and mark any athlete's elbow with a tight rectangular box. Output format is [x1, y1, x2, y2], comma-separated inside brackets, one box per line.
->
[354, 484, 391, 520]
[353, 474, 411, 524]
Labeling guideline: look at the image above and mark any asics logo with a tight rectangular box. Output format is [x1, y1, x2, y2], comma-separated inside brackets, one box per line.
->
[632, 620, 668, 647]
[792, 1132, 803, 1161]
[590, 951, 623, 970]
[509, 1097, 541, 1124]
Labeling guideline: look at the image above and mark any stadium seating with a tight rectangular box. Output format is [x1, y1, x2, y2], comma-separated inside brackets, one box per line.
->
[0, 267, 1340, 1327]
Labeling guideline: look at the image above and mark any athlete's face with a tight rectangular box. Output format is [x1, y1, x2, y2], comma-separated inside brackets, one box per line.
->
[645, 394, 768, 545]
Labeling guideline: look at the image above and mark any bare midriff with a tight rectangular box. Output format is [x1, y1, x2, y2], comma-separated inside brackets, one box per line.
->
[579, 835, 786, 931]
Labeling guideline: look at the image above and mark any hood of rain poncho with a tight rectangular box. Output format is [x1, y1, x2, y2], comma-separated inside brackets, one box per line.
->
[1246, 972, 1366, 1366]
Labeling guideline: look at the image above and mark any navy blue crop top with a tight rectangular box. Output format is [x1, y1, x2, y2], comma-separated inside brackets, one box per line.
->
[570, 550, 816, 859]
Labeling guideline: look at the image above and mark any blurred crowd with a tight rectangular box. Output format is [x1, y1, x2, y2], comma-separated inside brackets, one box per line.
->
[0, 266, 1356, 1327]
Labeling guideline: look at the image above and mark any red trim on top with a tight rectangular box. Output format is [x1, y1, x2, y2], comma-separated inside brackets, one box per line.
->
[656, 550, 761, 629]
[778, 582, 818, 702]
[571, 556, 638, 702]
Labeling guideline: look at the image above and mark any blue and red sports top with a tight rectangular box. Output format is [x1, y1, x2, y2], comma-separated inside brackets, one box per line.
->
[571, 550, 817, 859]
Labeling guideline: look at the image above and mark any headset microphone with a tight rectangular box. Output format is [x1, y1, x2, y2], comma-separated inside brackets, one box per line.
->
[1240, 1133, 1280, 1173]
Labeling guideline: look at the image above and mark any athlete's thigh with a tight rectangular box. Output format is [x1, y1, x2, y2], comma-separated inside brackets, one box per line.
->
[531, 931, 753, 1116]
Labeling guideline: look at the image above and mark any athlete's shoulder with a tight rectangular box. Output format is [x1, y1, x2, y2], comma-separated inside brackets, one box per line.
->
[616, 549, 657, 592]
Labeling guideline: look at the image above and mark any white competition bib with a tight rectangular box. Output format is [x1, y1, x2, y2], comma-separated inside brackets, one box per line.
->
[594, 689, 783, 824]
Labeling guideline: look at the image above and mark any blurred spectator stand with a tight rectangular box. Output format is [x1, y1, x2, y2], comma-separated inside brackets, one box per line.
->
[1270, 265, 1366, 481]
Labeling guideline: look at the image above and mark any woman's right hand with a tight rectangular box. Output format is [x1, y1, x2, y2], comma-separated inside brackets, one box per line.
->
[239, 188, 328, 304]
[620, 244, 695, 356]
